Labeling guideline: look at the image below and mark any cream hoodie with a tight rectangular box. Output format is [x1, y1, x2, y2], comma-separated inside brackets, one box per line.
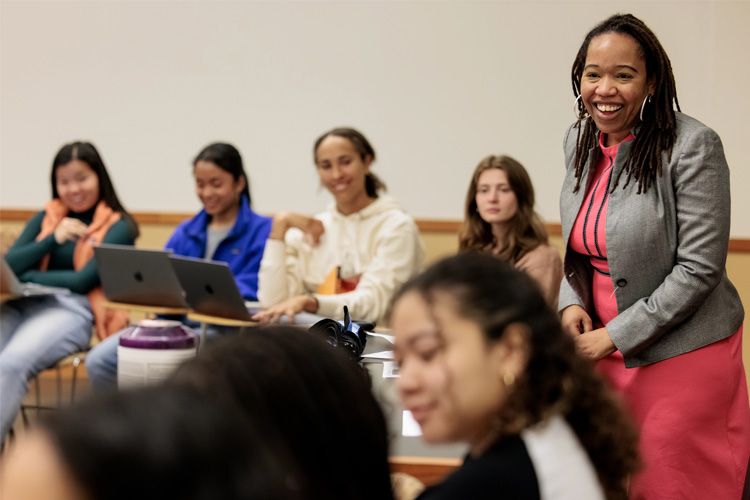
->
[258, 195, 424, 325]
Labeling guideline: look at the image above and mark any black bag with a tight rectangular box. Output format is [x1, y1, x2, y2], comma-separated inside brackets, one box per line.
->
[308, 306, 368, 360]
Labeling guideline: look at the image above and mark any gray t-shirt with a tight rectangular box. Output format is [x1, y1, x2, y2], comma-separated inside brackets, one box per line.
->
[205, 226, 231, 260]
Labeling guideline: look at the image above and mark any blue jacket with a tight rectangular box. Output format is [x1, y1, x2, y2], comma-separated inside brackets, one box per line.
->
[165, 196, 272, 300]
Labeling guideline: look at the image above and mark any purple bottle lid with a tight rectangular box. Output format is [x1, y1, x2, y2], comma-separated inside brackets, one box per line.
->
[119, 319, 198, 350]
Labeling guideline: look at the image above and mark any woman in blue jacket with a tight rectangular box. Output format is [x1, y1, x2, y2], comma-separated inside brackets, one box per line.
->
[85, 143, 272, 391]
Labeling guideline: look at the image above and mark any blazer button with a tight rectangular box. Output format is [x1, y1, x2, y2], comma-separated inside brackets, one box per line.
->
[616, 278, 627, 287]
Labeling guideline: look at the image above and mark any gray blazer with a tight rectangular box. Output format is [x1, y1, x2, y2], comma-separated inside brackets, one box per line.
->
[559, 112, 744, 368]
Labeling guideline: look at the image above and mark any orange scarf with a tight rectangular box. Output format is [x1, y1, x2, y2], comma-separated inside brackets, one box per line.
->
[37, 199, 129, 340]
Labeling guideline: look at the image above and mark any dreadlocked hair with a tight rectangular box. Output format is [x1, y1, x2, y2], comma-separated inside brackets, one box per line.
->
[571, 13, 680, 194]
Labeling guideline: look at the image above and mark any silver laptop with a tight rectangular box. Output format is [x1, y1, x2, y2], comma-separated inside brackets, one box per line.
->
[1, 257, 70, 298]
[169, 255, 253, 321]
[169, 256, 328, 324]
[93, 244, 190, 308]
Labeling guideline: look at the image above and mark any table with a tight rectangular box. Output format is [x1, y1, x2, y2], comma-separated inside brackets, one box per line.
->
[101, 300, 191, 318]
[186, 312, 256, 350]
[101, 300, 257, 350]
[100, 303, 463, 483]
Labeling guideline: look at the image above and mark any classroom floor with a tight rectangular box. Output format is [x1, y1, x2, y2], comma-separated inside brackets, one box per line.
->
[9, 363, 92, 442]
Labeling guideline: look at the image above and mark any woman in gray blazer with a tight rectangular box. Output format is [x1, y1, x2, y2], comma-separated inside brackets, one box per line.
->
[560, 14, 748, 499]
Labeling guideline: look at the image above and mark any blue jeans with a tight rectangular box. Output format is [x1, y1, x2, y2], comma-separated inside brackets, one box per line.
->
[85, 319, 232, 393]
[0, 293, 93, 440]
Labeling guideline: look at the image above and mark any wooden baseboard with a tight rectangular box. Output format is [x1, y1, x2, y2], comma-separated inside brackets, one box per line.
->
[2, 209, 748, 252]
[389, 456, 461, 486]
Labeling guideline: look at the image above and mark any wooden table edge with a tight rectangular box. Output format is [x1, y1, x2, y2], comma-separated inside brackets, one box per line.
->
[101, 300, 191, 316]
[186, 312, 257, 327]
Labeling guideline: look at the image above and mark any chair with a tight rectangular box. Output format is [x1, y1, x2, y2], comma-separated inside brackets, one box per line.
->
[19, 350, 90, 426]
[391, 472, 426, 500]
[1, 227, 94, 447]
[1, 349, 90, 452]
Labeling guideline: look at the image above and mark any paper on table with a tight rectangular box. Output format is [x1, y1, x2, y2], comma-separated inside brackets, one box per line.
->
[368, 332, 395, 344]
[382, 361, 400, 378]
[402, 410, 422, 437]
[362, 350, 394, 360]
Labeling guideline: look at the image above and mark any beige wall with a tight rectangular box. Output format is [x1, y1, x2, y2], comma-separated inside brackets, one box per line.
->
[2, 1, 750, 237]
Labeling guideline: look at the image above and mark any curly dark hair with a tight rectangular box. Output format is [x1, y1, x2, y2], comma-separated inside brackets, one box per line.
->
[571, 13, 680, 194]
[392, 253, 640, 500]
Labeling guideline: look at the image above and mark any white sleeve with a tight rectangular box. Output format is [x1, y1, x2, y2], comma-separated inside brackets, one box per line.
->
[256, 233, 307, 307]
[314, 216, 424, 324]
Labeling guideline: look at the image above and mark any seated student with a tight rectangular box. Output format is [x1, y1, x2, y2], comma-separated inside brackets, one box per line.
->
[458, 155, 562, 307]
[0, 385, 309, 500]
[1, 141, 139, 443]
[167, 326, 395, 500]
[85, 143, 272, 392]
[253, 127, 424, 325]
[390, 253, 639, 500]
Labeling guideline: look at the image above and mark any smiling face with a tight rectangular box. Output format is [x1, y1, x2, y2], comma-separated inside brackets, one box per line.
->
[55, 160, 101, 213]
[581, 32, 654, 147]
[392, 290, 511, 452]
[475, 168, 518, 229]
[315, 135, 372, 215]
[194, 160, 245, 221]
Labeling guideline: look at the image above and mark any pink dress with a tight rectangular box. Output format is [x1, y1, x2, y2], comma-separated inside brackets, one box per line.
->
[569, 134, 750, 499]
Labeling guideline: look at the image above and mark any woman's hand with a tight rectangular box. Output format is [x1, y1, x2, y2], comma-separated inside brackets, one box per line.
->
[252, 295, 318, 324]
[561, 305, 593, 337]
[574, 327, 617, 361]
[269, 212, 324, 246]
[54, 218, 88, 245]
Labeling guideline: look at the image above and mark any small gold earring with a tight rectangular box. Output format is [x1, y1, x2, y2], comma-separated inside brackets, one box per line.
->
[503, 372, 515, 387]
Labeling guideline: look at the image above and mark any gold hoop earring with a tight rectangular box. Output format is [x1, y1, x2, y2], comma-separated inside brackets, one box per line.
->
[503, 372, 515, 387]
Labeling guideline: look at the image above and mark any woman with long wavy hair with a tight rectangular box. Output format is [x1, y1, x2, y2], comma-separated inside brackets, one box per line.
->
[458, 154, 562, 306]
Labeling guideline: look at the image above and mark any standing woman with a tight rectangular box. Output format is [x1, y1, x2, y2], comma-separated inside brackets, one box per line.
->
[459, 155, 562, 307]
[254, 127, 424, 325]
[1, 141, 139, 441]
[85, 143, 272, 392]
[560, 14, 749, 498]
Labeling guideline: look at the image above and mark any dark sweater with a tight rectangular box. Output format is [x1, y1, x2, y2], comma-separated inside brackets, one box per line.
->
[417, 434, 540, 500]
[5, 209, 133, 294]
